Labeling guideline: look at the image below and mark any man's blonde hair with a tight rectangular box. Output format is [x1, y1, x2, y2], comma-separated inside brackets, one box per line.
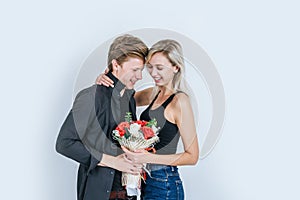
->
[107, 34, 148, 70]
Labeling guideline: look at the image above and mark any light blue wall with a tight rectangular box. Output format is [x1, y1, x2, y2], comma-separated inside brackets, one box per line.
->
[1, 0, 299, 199]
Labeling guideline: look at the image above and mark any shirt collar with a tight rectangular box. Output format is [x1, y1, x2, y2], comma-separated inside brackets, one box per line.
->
[107, 71, 135, 97]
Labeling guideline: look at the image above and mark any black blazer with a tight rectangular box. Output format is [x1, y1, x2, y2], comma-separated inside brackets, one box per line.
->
[56, 72, 137, 200]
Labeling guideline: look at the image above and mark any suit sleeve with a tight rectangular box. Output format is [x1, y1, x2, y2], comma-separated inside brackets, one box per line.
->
[55, 89, 102, 172]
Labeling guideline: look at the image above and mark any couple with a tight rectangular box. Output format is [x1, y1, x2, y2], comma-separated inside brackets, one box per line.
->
[56, 34, 199, 200]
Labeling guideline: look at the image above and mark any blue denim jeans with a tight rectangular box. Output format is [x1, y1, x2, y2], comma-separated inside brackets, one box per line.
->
[142, 164, 184, 200]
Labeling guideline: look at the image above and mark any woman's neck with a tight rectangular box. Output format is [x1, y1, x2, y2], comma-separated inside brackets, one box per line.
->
[157, 86, 175, 96]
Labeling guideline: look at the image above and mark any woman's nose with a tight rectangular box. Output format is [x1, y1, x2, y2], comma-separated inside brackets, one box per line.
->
[150, 68, 158, 76]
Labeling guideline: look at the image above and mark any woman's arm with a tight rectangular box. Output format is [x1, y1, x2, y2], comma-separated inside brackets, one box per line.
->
[123, 93, 199, 166]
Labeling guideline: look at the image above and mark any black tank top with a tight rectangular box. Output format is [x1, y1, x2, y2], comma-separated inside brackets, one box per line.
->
[140, 92, 180, 154]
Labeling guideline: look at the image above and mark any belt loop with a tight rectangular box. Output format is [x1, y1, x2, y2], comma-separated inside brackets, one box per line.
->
[171, 166, 175, 172]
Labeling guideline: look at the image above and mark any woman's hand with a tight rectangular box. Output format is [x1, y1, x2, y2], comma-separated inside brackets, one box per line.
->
[121, 146, 150, 164]
[95, 69, 114, 87]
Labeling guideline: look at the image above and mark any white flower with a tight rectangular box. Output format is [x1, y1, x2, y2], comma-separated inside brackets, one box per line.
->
[129, 123, 141, 137]
[151, 125, 159, 134]
[113, 130, 120, 137]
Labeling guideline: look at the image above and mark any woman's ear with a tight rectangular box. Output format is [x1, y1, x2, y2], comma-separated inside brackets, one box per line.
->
[173, 66, 180, 73]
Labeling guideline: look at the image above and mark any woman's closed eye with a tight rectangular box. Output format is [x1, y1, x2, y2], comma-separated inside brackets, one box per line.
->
[146, 64, 153, 69]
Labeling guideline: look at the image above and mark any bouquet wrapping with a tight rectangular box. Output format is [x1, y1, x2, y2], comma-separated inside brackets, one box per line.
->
[112, 112, 159, 196]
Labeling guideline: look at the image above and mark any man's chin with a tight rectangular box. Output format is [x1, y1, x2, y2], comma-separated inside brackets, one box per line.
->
[126, 81, 136, 89]
[125, 84, 134, 89]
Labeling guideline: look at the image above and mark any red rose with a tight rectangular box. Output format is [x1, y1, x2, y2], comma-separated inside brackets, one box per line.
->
[116, 122, 130, 137]
[135, 120, 148, 127]
[141, 126, 155, 139]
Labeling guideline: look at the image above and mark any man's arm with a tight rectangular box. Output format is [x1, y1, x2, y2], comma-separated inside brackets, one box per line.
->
[56, 89, 101, 172]
[56, 88, 142, 174]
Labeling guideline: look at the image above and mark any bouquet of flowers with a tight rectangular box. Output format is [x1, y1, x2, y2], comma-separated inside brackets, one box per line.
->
[112, 112, 159, 196]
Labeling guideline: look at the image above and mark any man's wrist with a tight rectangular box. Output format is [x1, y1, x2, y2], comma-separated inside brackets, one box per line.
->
[98, 154, 115, 168]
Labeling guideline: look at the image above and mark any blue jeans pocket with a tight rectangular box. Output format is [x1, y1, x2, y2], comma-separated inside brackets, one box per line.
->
[148, 169, 168, 182]
[143, 166, 184, 200]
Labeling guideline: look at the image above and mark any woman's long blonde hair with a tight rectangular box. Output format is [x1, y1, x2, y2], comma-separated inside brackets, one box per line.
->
[147, 39, 188, 98]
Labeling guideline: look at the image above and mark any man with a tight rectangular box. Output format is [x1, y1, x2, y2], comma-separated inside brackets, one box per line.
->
[56, 34, 148, 200]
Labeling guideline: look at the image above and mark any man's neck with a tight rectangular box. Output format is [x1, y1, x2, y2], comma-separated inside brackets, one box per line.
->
[111, 71, 118, 79]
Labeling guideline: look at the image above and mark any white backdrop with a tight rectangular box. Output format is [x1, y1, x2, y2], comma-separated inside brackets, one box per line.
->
[1, 0, 299, 199]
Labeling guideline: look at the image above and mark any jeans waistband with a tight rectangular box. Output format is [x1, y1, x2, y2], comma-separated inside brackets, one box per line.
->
[147, 164, 178, 172]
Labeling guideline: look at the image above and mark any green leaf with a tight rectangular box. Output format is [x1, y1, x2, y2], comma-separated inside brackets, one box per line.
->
[146, 118, 157, 127]
[124, 127, 131, 139]
[124, 112, 132, 122]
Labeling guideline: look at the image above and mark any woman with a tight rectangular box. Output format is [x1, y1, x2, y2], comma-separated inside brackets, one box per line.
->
[97, 39, 199, 200]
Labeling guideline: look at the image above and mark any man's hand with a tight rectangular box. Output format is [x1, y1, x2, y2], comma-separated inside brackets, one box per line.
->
[98, 153, 143, 175]
[114, 154, 143, 175]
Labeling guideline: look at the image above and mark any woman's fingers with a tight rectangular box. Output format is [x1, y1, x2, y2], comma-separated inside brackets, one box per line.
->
[104, 68, 110, 73]
[128, 165, 143, 175]
[121, 146, 129, 151]
[103, 75, 114, 86]
[95, 74, 114, 87]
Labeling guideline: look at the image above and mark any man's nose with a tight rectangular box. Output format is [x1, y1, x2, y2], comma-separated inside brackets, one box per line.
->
[136, 70, 142, 80]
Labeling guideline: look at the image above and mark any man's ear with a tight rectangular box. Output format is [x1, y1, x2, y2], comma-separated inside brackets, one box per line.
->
[111, 59, 119, 72]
